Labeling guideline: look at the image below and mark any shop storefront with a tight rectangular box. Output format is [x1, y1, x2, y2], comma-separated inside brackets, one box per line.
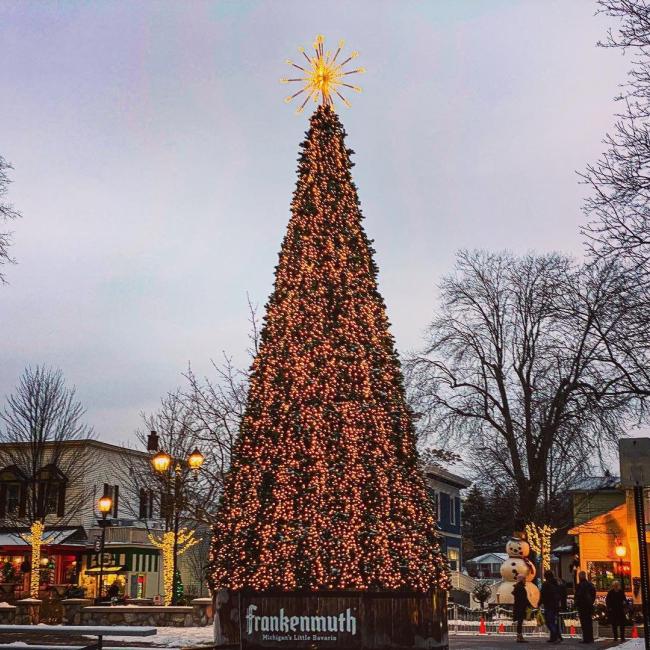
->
[79, 546, 160, 599]
[0, 528, 86, 601]
[570, 502, 638, 600]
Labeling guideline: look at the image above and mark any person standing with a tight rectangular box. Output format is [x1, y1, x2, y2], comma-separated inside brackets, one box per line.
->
[557, 577, 568, 612]
[606, 580, 628, 642]
[574, 571, 596, 644]
[570, 554, 581, 589]
[541, 570, 562, 643]
[513, 574, 530, 643]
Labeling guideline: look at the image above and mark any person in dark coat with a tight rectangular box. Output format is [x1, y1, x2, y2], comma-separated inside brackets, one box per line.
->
[512, 574, 530, 643]
[106, 582, 120, 601]
[557, 578, 568, 612]
[570, 554, 580, 589]
[541, 570, 562, 643]
[606, 580, 628, 642]
[574, 571, 596, 644]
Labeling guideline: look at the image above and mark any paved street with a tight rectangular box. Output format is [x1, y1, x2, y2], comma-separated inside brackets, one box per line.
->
[449, 635, 622, 649]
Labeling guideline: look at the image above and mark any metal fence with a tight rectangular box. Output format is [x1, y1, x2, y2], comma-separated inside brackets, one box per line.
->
[446, 604, 598, 639]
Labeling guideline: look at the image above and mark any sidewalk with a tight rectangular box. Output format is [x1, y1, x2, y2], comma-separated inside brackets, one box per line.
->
[449, 636, 621, 649]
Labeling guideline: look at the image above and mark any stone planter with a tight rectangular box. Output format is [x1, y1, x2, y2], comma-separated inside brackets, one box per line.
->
[192, 597, 214, 626]
[15, 598, 42, 625]
[0, 604, 16, 624]
[61, 598, 93, 625]
[81, 605, 196, 627]
[0, 582, 18, 604]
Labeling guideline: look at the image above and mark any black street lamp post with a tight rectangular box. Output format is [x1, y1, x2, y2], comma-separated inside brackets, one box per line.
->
[615, 539, 627, 590]
[146, 430, 205, 605]
[96, 492, 113, 603]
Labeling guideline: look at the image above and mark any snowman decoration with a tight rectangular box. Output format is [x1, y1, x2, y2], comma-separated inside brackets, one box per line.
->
[495, 536, 540, 607]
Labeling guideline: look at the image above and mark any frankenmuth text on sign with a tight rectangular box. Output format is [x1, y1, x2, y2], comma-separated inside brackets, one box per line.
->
[240, 596, 360, 647]
[246, 604, 357, 642]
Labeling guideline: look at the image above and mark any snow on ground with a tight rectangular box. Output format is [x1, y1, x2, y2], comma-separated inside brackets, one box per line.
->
[3, 627, 213, 649]
[99, 626, 213, 648]
[616, 641, 643, 649]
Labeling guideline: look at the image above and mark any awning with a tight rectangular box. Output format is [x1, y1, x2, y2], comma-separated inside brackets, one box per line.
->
[85, 566, 126, 574]
[0, 529, 83, 547]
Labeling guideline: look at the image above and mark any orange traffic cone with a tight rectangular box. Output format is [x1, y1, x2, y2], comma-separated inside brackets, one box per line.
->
[569, 625, 576, 637]
[632, 623, 639, 639]
[498, 622, 505, 634]
[479, 617, 487, 634]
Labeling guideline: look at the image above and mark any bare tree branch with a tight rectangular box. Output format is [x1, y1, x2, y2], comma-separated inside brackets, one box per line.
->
[406, 250, 636, 526]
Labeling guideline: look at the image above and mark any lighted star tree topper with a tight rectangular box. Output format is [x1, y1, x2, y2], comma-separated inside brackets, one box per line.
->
[281, 34, 365, 114]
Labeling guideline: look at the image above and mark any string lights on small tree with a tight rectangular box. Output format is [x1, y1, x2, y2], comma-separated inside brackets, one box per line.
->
[525, 522, 557, 574]
[209, 36, 448, 594]
[24, 521, 54, 598]
[148, 529, 198, 606]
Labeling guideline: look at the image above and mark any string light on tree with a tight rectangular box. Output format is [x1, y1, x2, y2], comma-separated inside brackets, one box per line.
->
[281, 34, 365, 114]
[209, 38, 448, 594]
[148, 529, 198, 606]
[23, 521, 55, 598]
[525, 523, 557, 574]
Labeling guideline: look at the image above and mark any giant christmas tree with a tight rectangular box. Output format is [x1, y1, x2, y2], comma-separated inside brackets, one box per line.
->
[211, 37, 448, 596]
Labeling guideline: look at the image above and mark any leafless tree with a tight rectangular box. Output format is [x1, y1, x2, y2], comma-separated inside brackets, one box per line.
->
[178, 296, 260, 517]
[407, 250, 635, 527]
[119, 391, 222, 526]
[181, 357, 246, 514]
[118, 298, 258, 601]
[0, 366, 93, 594]
[581, 0, 650, 398]
[182, 529, 211, 597]
[0, 156, 21, 284]
[116, 391, 215, 603]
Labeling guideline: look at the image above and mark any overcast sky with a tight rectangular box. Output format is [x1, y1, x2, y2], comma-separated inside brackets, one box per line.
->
[0, 0, 631, 446]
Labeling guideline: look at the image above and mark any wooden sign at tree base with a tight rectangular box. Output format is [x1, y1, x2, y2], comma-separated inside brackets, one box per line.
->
[214, 589, 448, 650]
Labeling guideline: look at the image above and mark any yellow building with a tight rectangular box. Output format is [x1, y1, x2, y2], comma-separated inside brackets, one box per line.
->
[569, 492, 642, 601]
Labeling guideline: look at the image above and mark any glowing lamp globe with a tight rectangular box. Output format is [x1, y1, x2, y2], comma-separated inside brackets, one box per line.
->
[615, 543, 627, 559]
[98, 494, 113, 515]
[152, 450, 172, 473]
[188, 448, 205, 471]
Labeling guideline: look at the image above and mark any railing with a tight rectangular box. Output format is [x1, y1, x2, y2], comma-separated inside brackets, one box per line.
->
[87, 526, 149, 544]
[446, 604, 599, 639]
[448, 571, 478, 593]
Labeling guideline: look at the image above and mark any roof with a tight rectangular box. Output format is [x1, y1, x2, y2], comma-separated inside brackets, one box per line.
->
[0, 527, 86, 547]
[0, 438, 149, 460]
[423, 465, 472, 489]
[569, 502, 627, 536]
[466, 552, 508, 564]
[552, 545, 574, 554]
[569, 475, 620, 492]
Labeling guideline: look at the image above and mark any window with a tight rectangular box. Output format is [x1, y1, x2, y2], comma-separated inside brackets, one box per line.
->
[587, 561, 631, 591]
[0, 466, 26, 519]
[139, 488, 154, 520]
[45, 483, 60, 515]
[160, 491, 174, 519]
[36, 465, 67, 518]
[450, 495, 457, 525]
[426, 486, 440, 521]
[5, 484, 21, 515]
[448, 548, 460, 571]
[102, 484, 120, 518]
